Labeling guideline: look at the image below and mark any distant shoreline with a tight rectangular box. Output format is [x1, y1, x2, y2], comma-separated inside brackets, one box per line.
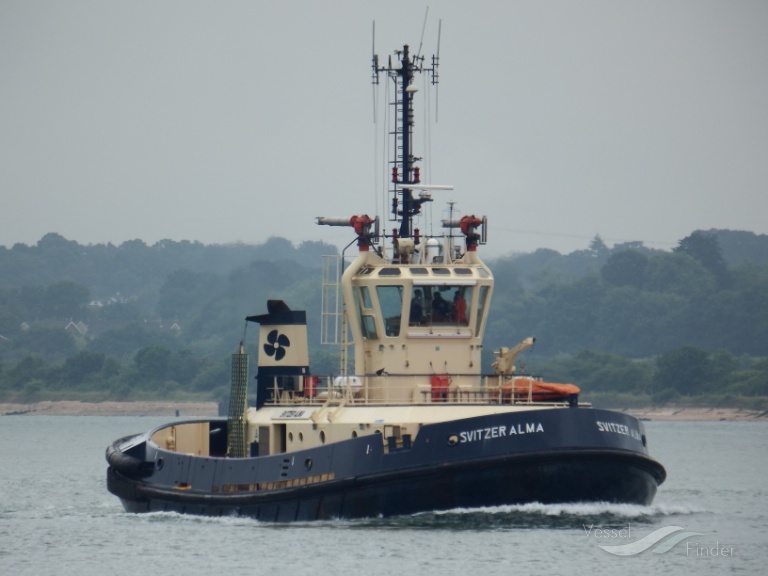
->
[619, 406, 766, 422]
[0, 400, 765, 421]
[0, 400, 218, 417]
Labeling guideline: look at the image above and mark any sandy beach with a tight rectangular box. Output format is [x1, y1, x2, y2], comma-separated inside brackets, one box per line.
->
[0, 401, 765, 420]
[624, 406, 767, 422]
[0, 400, 219, 417]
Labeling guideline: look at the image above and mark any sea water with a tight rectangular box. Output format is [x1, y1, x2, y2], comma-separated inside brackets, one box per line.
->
[0, 416, 766, 575]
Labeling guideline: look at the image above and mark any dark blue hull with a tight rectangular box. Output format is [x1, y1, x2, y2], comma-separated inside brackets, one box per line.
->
[107, 407, 666, 521]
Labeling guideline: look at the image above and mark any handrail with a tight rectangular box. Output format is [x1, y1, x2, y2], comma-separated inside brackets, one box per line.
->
[261, 373, 581, 408]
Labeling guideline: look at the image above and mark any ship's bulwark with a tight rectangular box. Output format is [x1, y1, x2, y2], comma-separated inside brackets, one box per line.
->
[107, 408, 665, 522]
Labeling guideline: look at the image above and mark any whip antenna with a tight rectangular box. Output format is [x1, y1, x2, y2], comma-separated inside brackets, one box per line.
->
[416, 6, 429, 60]
[371, 20, 379, 122]
[434, 19, 442, 122]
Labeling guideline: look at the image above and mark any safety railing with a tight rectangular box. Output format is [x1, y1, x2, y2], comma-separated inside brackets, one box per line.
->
[261, 374, 580, 408]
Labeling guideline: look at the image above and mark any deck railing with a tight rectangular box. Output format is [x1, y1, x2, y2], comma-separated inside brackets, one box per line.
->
[261, 374, 579, 408]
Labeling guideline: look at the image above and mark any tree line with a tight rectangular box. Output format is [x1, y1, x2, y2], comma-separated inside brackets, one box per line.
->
[485, 230, 768, 358]
[0, 229, 766, 406]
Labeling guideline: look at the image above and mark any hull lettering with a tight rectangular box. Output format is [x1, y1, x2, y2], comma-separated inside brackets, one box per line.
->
[596, 420, 642, 441]
[458, 422, 544, 444]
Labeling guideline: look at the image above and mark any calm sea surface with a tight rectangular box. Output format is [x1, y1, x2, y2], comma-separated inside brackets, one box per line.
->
[1, 415, 766, 575]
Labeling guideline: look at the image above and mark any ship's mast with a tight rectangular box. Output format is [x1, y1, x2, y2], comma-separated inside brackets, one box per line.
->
[372, 44, 439, 239]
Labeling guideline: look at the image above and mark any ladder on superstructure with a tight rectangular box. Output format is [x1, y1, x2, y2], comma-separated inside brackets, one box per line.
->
[320, 254, 349, 374]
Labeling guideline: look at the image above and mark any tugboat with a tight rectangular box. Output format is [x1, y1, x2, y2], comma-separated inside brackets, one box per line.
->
[106, 40, 666, 522]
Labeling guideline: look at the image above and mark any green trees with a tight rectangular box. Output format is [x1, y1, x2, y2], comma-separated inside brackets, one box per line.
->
[484, 236, 768, 360]
[43, 281, 90, 318]
[61, 351, 106, 387]
[90, 323, 158, 357]
[733, 358, 768, 396]
[477, 232, 768, 407]
[654, 346, 712, 396]
[5, 356, 51, 401]
[0, 233, 340, 402]
[158, 269, 223, 320]
[530, 350, 652, 393]
[593, 287, 683, 356]
[601, 250, 648, 289]
[536, 274, 605, 354]
[707, 265, 768, 355]
[134, 345, 172, 381]
[0, 230, 766, 405]
[649, 346, 767, 403]
[13, 328, 78, 358]
[674, 231, 730, 287]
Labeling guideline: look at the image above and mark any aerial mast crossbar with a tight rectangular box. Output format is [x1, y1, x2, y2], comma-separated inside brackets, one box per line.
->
[372, 41, 440, 239]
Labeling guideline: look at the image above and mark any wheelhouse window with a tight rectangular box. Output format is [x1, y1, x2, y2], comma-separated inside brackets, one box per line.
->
[354, 286, 377, 339]
[376, 285, 404, 337]
[360, 286, 372, 308]
[409, 285, 473, 327]
[475, 285, 490, 334]
[362, 315, 378, 339]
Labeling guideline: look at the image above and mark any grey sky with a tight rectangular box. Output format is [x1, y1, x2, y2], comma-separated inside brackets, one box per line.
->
[1, 0, 766, 257]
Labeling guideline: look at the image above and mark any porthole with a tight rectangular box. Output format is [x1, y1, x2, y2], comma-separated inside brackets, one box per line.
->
[288, 432, 294, 442]
[305, 458, 313, 470]
[299, 432, 304, 442]
[320, 430, 326, 444]
[155, 457, 164, 471]
[352, 430, 358, 438]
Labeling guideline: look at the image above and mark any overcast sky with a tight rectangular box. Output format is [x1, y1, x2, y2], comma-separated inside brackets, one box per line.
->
[1, 0, 766, 257]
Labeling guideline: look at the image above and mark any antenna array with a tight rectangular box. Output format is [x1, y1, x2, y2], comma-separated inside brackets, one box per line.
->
[370, 22, 442, 240]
